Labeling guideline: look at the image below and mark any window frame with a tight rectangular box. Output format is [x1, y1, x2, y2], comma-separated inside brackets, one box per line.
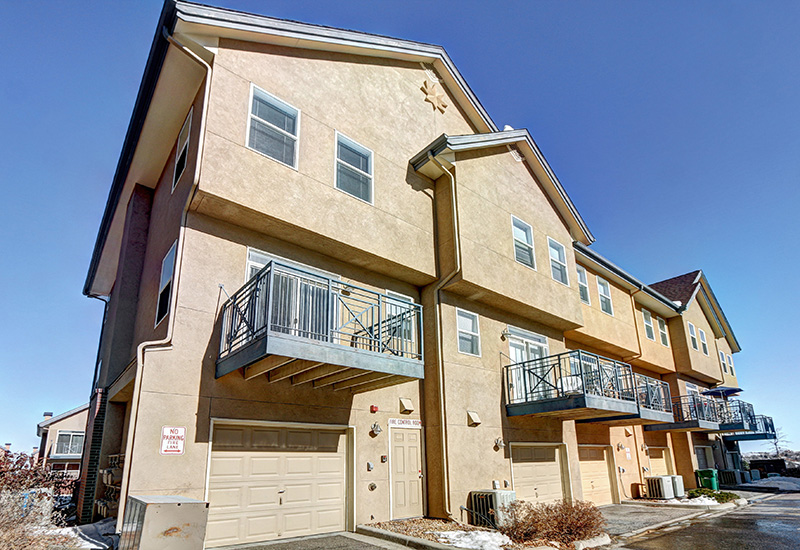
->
[719, 350, 728, 373]
[334, 131, 374, 205]
[597, 276, 614, 316]
[576, 265, 591, 304]
[657, 316, 669, 347]
[727, 354, 734, 376]
[547, 237, 569, 286]
[456, 308, 481, 357]
[155, 240, 178, 327]
[246, 84, 300, 170]
[172, 108, 192, 192]
[698, 328, 709, 355]
[685, 382, 700, 396]
[688, 322, 699, 350]
[511, 216, 536, 270]
[53, 430, 84, 457]
[642, 308, 656, 341]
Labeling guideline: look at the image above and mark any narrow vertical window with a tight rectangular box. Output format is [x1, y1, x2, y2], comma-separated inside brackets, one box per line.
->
[576, 265, 590, 304]
[698, 328, 709, 355]
[642, 309, 656, 341]
[456, 309, 481, 356]
[686, 382, 699, 396]
[727, 354, 734, 375]
[336, 133, 373, 203]
[688, 322, 699, 350]
[547, 238, 569, 285]
[657, 317, 669, 346]
[248, 86, 299, 168]
[511, 216, 535, 269]
[597, 277, 613, 315]
[156, 241, 177, 326]
[719, 351, 728, 373]
[172, 108, 192, 191]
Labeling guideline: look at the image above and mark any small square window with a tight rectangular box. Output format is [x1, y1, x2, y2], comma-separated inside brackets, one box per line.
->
[597, 277, 613, 315]
[642, 309, 656, 341]
[657, 317, 669, 347]
[456, 309, 480, 356]
[156, 241, 177, 326]
[698, 328, 709, 355]
[688, 322, 699, 351]
[172, 109, 192, 191]
[576, 265, 590, 304]
[511, 217, 535, 269]
[248, 86, 299, 168]
[548, 238, 569, 285]
[336, 133, 373, 203]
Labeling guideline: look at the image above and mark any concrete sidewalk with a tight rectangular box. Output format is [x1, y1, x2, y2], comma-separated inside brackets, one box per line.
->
[600, 504, 704, 537]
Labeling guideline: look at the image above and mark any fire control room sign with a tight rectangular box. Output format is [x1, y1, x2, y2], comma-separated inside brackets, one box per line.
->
[160, 426, 186, 455]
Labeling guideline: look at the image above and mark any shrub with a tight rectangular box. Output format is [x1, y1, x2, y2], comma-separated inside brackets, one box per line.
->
[686, 487, 739, 503]
[498, 499, 605, 547]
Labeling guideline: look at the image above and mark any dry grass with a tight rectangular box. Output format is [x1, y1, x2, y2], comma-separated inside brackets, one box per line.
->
[498, 500, 606, 549]
[369, 517, 487, 543]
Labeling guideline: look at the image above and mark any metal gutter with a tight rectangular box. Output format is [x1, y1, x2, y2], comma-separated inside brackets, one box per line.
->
[83, 0, 179, 296]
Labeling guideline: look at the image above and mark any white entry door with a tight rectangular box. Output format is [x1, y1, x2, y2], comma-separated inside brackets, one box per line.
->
[391, 428, 424, 519]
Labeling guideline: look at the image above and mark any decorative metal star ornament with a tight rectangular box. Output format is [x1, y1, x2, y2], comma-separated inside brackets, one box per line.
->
[421, 79, 448, 113]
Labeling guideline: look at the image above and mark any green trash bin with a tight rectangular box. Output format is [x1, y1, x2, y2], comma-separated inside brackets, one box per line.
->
[696, 469, 719, 490]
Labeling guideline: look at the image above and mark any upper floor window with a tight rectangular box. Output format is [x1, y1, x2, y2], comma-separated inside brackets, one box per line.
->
[548, 238, 569, 285]
[727, 354, 735, 375]
[576, 265, 590, 304]
[657, 316, 669, 347]
[54, 431, 84, 456]
[642, 308, 656, 341]
[173, 109, 192, 191]
[698, 328, 709, 355]
[688, 322, 699, 350]
[511, 216, 535, 269]
[685, 382, 700, 396]
[336, 133, 373, 203]
[456, 309, 481, 356]
[597, 277, 613, 315]
[719, 350, 728, 373]
[156, 241, 177, 326]
[248, 85, 299, 168]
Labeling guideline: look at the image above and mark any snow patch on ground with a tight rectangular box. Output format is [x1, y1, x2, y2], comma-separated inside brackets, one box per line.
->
[434, 530, 513, 550]
[746, 476, 800, 491]
[651, 495, 719, 505]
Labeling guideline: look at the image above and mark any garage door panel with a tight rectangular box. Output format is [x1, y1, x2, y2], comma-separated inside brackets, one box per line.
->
[319, 456, 345, 474]
[210, 456, 245, 477]
[318, 482, 344, 502]
[579, 447, 613, 506]
[286, 456, 314, 475]
[317, 508, 345, 530]
[214, 427, 246, 447]
[512, 445, 564, 504]
[286, 430, 314, 448]
[246, 515, 278, 538]
[249, 485, 280, 507]
[252, 429, 281, 448]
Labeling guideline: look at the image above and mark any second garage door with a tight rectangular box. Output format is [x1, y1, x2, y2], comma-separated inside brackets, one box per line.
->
[206, 424, 347, 548]
[578, 446, 613, 506]
[648, 447, 672, 476]
[511, 445, 564, 503]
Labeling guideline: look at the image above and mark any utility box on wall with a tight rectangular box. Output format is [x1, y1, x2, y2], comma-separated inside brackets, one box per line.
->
[119, 495, 209, 550]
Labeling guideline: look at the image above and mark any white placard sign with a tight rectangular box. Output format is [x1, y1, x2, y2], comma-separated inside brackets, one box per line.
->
[388, 418, 422, 429]
[160, 426, 186, 455]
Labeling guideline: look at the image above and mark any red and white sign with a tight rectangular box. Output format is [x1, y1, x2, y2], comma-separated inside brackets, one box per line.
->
[388, 418, 422, 429]
[160, 426, 186, 455]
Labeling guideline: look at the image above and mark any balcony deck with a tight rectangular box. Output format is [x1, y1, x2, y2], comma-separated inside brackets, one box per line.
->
[216, 261, 424, 392]
[645, 395, 720, 432]
[714, 400, 756, 432]
[504, 351, 673, 422]
[722, 415, 776, 441]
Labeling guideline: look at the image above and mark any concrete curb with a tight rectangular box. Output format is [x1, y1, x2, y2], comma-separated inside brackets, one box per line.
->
[621, 500, 736, 511]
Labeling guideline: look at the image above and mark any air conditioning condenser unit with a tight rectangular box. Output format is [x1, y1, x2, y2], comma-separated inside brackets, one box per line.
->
[468, 490, 516, 527]
[645, 476, 675, 499]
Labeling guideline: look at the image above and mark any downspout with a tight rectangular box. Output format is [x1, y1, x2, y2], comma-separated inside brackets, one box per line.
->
[116, 28, 212, 531]
[426, 151, 462, 519]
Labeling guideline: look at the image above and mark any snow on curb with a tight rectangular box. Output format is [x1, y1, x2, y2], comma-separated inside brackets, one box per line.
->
[434, 530, 512, 550]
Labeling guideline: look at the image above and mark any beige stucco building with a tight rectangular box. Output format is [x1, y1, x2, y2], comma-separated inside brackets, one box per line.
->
[76, 1, 775, 547]
[37, 404, 89, 480]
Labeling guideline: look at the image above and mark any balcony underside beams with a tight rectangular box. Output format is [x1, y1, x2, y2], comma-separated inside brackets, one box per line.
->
[506, 394, 639, 420]
[576, 408, 674, 426]
[716, 421, 753, 433]
[645, 419, 720, 432]
[722, 432, 777, 442]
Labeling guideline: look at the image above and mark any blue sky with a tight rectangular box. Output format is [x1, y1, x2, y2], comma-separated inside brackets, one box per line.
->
[1, 1, 797, 455]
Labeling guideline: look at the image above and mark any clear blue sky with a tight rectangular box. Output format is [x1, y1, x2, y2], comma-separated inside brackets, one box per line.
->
[1, 1, 797, 455]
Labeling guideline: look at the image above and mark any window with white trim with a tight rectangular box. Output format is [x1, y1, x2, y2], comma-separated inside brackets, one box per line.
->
[727, 354, 734, 375]
[698, 328, 709, 355]
[548, 238, 569, 285]
[247, 86, 299, 168]
[657, 316, 669, 346]
[685, 382, 700, 396]
[642, 308, 656, 341]
[456, 309, 480, 356]
[155, 241, 177, 326]
[336, 133, 373, 203]
[597, 277, 613, 315]
[54, 431, 84, 456]
[172, 108, 192, 191]
[576, 265, 590, 304]
[511, 216, 535, 269]
[719, 350, 728, 373]
[688, 322, 699, 350]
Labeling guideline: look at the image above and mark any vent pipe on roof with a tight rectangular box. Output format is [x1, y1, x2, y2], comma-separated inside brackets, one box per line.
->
[4, 443, 10, 451]
[503, 125, 514, 131]
[43, 412, 53, 420]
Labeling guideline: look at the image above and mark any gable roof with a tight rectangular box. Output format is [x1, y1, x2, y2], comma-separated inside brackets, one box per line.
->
[84, 0, 510, 296]
[412, 131, 595, 245]
[36, 404, 89, 437]
[650, 270, 702, 308]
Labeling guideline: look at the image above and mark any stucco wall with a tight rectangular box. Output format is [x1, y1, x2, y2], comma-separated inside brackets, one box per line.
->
[671, 301, 724, 384]
[42, 409, 88, 462]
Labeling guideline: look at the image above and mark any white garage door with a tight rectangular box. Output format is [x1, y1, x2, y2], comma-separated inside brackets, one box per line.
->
[578, 447, 613, 506]
[206, 424, 347, 548]
[648, 447, 671, 476]
[511, 445, 564, 503]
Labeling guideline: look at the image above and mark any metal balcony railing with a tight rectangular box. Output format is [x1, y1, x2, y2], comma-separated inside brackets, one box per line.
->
[635, 374, 672, 413]
[672, 394, 720, 423]
[753, 415, 776, 435]
[505, 350, 636, 406]
[218, 261, 423, 362]
[716, 399, 756, 427]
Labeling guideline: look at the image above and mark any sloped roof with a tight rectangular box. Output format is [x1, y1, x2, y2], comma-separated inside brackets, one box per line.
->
[650, 270, 702, 307]
[37, 403, 89, 437]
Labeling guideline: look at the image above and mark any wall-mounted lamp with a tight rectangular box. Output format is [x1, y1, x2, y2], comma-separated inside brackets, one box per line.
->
[371, 423, 382, 436]
[641, 444, 648, 452]
[616, 443, 627, 452]
[494, 437, 506, 450]
[500, 329, 511, 341]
